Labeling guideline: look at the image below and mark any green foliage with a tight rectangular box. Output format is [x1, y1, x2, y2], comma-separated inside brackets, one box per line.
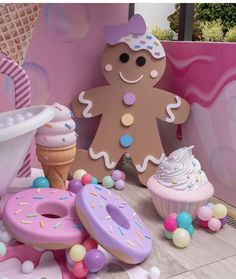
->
[152, 26, 174, 41]
[197, 3, 236, 33]
[201, 20, 224, 42]
[224, 27, 236, 42]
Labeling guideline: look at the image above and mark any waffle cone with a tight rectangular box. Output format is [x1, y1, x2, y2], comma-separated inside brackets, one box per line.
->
[0, 3, 41, 65]
[36, 144, 76, 190]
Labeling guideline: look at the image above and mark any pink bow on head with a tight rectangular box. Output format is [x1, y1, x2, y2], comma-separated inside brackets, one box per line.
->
[104, 14, 146, 45]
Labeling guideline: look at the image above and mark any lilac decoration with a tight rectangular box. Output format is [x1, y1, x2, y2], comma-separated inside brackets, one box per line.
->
[104, 14, 146, 45]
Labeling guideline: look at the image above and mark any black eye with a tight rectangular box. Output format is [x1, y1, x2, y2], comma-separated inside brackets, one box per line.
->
[136, 56, 146, 67]
[120, 53, 129, 63]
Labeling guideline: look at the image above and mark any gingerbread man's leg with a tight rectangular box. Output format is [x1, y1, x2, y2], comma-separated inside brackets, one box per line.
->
[131, 146, 165, 186]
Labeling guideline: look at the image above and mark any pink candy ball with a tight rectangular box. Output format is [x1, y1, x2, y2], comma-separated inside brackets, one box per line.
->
[163, 217, 177, 232]
[120, 171, 126, 180]
[72, 261, 88, 278]
[112, 170, 123, 181]
[168, 213, 177, 219]
[82, 237, 98, 251]
[81, 173, 92, 185]
[199, 219, 209, 228]
[197, 206, 212, 221]
[208, 217, 221, 232]
[115, 179, 125, 190]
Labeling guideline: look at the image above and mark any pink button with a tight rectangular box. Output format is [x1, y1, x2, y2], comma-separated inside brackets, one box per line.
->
[123, 92, 136, 106]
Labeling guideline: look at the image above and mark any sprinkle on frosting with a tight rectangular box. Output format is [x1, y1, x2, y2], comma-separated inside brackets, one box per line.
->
[91, 203, 96, 208]
[18, 202, 29, 205]
[155, 146, 208, 191]
[15, 209, 22, 215]
[54, 222, 62, 229]
[90, 192, 97, 196]
[16, 196, 25, 199]
[27, 214, 38, 218]
[118, 226, 124, 236]
[135, 221, 143, 229]
[40, 221, 44, 228]
[21, 220, 32, 224]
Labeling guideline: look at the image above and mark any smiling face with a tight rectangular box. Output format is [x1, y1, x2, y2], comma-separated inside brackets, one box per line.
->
[101, 43, 166, 87]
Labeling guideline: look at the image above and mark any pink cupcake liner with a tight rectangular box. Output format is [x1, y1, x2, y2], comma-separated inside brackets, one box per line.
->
[147, 176, 214, 220]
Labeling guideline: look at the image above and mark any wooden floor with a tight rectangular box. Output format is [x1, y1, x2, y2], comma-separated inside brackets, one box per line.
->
[98, 162, 236, 279]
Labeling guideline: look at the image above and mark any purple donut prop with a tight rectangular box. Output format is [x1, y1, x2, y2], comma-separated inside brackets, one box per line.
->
[75, 184, 152, 264]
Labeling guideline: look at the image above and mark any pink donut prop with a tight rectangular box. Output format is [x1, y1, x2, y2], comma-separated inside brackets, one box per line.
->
[3, 188, 88, 249]
[75, 184, 152, 264]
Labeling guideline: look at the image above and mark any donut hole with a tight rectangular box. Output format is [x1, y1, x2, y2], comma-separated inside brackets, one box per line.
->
[106, 204, 130, 230]
[37, 202, 67, 219]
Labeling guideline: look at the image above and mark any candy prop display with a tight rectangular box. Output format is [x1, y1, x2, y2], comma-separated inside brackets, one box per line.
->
[75, 184, 152, 264]
[102, 169, 126, 190]
[197, 203, 228, 232]
[147, 146, 214, 219]
[163, 212, 194, 248]
[3, 188, 88, 249]
[0, 4, 41, 65]
[0, 58, 32, 178]
[36, 103, 77, 190]
[70, 14, 190, 185]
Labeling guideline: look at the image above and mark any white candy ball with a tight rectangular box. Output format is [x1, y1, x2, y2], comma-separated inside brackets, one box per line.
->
[0, 231, 12, 243]
[148, 266, 161, 279]
[24, 112, 33, 119]
[22, 260, 34, 274]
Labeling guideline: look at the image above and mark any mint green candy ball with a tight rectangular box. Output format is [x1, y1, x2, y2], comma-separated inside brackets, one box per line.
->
[164, 230, 173, 240]
[102, 176, 115, 188]
[0, 242, 7, 257]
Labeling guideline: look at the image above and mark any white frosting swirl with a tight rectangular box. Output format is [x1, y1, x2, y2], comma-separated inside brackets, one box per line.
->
[155, 146, 208, 191]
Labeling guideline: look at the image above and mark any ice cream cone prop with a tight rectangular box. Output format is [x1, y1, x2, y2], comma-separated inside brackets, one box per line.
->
[35, 103, 77, 189]
[36, 145, 76, 189]
[0, 3, 41, 65]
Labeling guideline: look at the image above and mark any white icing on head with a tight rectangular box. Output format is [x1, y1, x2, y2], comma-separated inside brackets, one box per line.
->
[155, 146, 208, 191]
[118, 33, 165, 60]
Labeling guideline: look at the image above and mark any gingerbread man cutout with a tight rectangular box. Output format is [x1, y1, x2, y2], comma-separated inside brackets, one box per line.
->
[71, 14, 190, 185]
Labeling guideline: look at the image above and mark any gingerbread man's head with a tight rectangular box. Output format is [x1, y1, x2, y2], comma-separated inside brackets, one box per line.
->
[102, 14, 166, 87]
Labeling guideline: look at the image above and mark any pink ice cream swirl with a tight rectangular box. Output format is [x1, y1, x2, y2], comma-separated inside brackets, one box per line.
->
[36, 103, 77, 148]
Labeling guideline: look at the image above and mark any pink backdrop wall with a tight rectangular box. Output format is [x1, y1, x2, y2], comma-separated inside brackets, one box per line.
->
[159, 41, 236, 207]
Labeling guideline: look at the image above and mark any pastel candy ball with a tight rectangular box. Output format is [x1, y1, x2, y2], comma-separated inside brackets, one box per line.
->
[83, 237, 98, 251]
[81, 173, 93, 185]
[69, 244, 87, 262]
[206, 202, 214, 209]
[32, 177, 50, 188]
[0, 231, 12, 243]
[199, 219, 209, 229]
[197, 206, 212, 221]
[120, 171, 126, 180]
[73, 169, 87, 180]
[220, 216, 228, 227]
[186, 224, 194, 237]
[91, 177, 98, 184]
[68, 179, 83, 194]
[115, 179, 125, 190]
[84, 249, 105, 273]
[72, 261, 88, 278]
[111, 169, 123, 181]
[102, 175, 115, 188]
[168, 213, 177, 219]
[212, 204, 227, 219]
[22, 261, 34, 274]
[148, 266, 161, 279]
[176, 212, 192, 229]
[164, 230, 173, 240]
[0, 242, 6, 257]
[172, 228, 190, 248]
[163, 217, 177, 232]
[208, 217, 221, 232]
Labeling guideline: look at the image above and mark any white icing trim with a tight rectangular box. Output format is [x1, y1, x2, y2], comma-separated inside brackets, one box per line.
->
[165, 96, 182, 123]
[136, 153, 165, 173]
[119, 72, 143, 84]
[78, 91, 93, 118]
[89, 148, 116, 169]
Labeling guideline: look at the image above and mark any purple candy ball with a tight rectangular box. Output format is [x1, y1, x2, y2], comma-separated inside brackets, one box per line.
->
[84, 249, 105, 273]
[220, 216, 228, 227]
[115, 179, 125, 190]
[111, 170, 123, 181]
[68, 179, 83, 194]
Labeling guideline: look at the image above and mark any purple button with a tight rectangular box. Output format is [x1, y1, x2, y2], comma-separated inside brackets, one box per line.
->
[123, 92, 136, 106]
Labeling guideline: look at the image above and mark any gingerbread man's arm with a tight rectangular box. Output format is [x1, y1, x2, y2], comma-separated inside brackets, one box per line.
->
[72, 86, 109, 118]
[154, 89, 190, 124]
